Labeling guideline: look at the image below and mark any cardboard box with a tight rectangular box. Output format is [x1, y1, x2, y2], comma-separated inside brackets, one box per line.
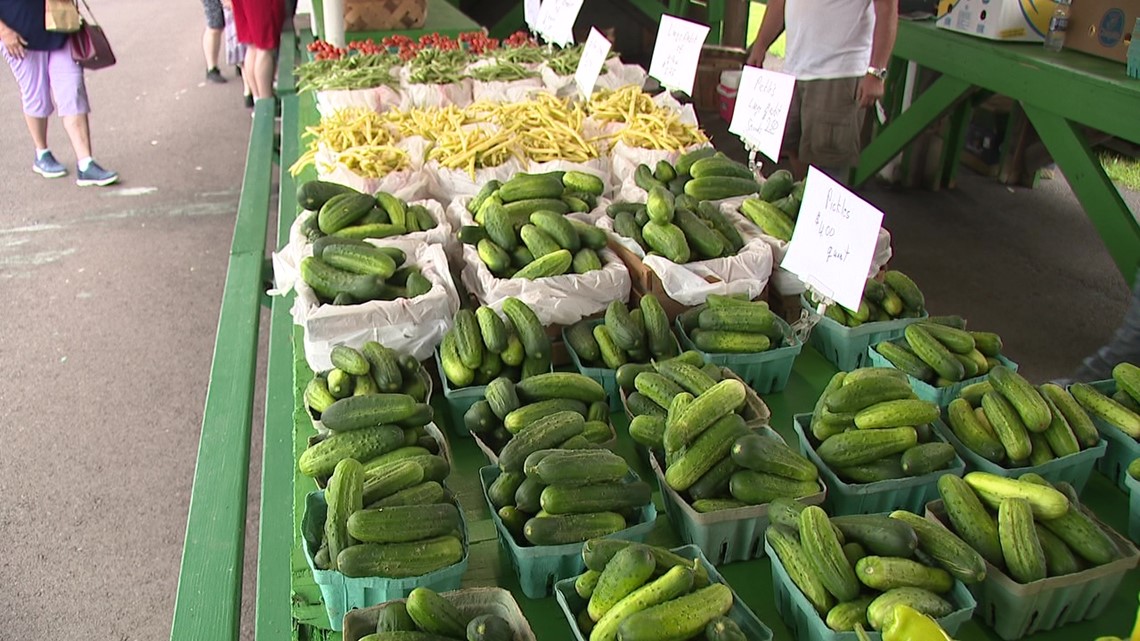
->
[344, 0, 426, 31]
[937, 0, 1058, 41]
[1067, 0, 1139, 63]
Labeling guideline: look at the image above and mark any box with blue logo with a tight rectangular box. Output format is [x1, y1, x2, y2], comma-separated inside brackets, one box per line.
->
[937, 0, 1060, 41]
[1067, 0, 1138, 62]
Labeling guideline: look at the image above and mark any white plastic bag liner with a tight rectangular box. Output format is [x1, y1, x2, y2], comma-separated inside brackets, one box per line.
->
[454, 208, 631, 325]
[427, 157, 525, 207]
[594, 60, 649, 91]
[315, 84, 403, 116]
[466, 61, 547, 103]
[720, 203, 893, 295]
[597, 212, 773, 306]
[272, 199, 455, 296]
[313, 136, 430, 200]
[399, 70, 474, 109]
[538, 64, 576, 97]
[291, 238, 461, 370]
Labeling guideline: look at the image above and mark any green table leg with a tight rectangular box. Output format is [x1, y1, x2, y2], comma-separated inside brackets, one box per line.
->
[940, 99, 973, 189]
[854, 74, 974, 188]
[1022, 104, 1140, 286]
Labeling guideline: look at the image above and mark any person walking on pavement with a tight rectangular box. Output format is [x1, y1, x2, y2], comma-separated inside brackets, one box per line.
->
[0, 0, 118, 186]
[201, 0, 228, 83]
[231, 0, 285, 102]
[748, 0, 898, 181]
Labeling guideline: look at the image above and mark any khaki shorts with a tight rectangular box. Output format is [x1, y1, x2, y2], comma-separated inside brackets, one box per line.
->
[784, 76, 866, 170]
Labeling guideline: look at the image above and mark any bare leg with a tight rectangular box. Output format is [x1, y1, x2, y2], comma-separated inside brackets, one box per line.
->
[243, 47, 261, 97]
[203, 28, 223, 70]
[251, 47, 277, 100]
[23, 114, 49, 150]
[61, 113, 93, 159]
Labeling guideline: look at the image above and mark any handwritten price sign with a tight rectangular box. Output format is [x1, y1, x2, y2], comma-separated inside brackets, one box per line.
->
[534, 0, 584, 46]
[525, 0, 541, 30]
[781, 166, 884, 311]
[729, 65, 795, 162]
[575, 28, 612, 98]
[648, 15, 710, 96]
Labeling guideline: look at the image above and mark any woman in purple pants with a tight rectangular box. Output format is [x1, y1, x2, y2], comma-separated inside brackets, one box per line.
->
[0, 0, 117, 186]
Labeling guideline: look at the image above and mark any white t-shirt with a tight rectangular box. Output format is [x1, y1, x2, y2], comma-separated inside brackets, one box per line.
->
[784, 0, 875, 81]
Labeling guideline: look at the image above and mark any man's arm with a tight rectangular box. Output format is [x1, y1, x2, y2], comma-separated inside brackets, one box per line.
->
[747, 0, 786, 68]
[857, 0, 899, 106]
[0, 18, 28, 59]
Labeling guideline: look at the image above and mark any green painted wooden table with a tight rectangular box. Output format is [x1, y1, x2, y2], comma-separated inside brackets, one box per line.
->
[308, 0, 480, 43]
[855, 19, 1140, 286]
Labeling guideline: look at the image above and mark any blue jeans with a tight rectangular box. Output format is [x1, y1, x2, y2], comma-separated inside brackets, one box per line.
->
[1073, 268, 1140, 382]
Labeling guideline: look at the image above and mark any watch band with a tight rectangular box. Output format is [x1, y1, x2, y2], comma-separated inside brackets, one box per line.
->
[866, 66, 888, 80]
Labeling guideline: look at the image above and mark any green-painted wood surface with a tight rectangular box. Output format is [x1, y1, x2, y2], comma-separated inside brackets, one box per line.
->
[170, 98, 277, 641]
[278, 28, 299, 95]
[309, 0, 479, 43]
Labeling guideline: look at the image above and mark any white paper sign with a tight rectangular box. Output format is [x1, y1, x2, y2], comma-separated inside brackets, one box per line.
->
[535, 0, 584, 46]
[648, 15, 710, 96]
[781, 166, 885, 311]
[525, 0, 541, 29]
[575, 28, 612, 98]
[729, 65, 796, 163]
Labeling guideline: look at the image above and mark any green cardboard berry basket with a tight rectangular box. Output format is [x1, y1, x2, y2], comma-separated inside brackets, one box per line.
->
[341, 587, 537, 641]
[478, 465, 657, 599]
[931, 418, 1106, 492]
[300, 490, 469, 631]
[799, 295, 926, 371]
[866, 340, 1018, 407]
[648, 426, 827, 565]
[792, 413, 965, 516]
[1081, 379, 1140, 491]
[675, 315, 803, 394]
[765, 534, 977, 641]
[553, 544, 774, 641]
[563, 319, 630, 409]
[927, 499, 1140, 640]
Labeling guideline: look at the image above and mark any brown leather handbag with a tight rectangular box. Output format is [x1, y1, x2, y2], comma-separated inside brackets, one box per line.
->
[70, 0, 115, 70]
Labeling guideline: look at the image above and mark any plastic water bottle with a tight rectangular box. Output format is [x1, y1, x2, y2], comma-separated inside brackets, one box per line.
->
[1044, 0, 1072, 53]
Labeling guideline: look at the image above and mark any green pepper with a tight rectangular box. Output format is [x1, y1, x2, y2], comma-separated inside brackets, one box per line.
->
[854, 605, 952, 641]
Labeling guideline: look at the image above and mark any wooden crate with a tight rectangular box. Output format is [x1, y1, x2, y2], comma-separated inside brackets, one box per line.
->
[344, 0, 426, 31]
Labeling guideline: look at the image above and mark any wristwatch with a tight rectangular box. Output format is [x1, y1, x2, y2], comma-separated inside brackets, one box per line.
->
[866, 66, 888, 80]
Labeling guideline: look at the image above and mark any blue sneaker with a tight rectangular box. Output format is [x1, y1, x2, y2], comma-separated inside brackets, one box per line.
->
[33, 152, 67, 178]
[76, 161, 119, 187]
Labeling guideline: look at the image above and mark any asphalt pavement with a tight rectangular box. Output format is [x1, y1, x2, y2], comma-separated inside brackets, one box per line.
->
[0, 4, 1137, 640]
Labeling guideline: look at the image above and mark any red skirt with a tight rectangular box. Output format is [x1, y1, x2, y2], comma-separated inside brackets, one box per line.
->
[232, 0, 285, 50]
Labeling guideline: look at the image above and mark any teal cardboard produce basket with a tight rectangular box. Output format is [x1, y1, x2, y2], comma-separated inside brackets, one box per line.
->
[792, 413, 965, 516]
[341, 587, 536, 641]
[766, 535, 977, 641]
[1083, 379, 1140, 491]
[478, 465, 657, 599]
[649, 427, 826, 565]
[300, 491, 469, 631]
[676, 315, 803, 394]
[800, 295, 925, 371]
[866, 341, 1018, 407]
[931, 418, 1106, 491]
[553, 545, 774, 641]
[928, 499, 1140, 640]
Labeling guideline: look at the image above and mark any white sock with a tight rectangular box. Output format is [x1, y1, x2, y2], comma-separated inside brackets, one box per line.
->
[36, 148, 50, 160]
[78, 157, 94, 171]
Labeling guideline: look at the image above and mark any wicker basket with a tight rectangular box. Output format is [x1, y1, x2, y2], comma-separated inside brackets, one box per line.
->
[344, 0, 427, 31]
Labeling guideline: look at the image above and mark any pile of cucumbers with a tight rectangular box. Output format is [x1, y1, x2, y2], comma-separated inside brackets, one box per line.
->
[946, 366, 1100, 467]
[363, 586, 518, 641]
[439, 298, 549, 389]
[460, 171, 608, 279]
[488, 445, 653, 547]
[571, 540, 742, 641]
[736, 169, 804, 242]
[566, 295, 681, 369]
[677, 295, 786, 354]
[807, 369, 954, 484]
[297, 180, 439, 242]
[304, 342, 430, 420]
[935, 472, 1120, 583]
[875, 318, 1007, 386]
[1071, 362, 1140, 439]
[466, 372, 614, 454]
[633, 149, 762, 202]
[303, 410, 464, 579]
[619, 352, 747, 424]
[606, 190, 749, 265]
[766, 500, 983, 632]
[301, 238, 435, 305]
[807, 271, 926, 328]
